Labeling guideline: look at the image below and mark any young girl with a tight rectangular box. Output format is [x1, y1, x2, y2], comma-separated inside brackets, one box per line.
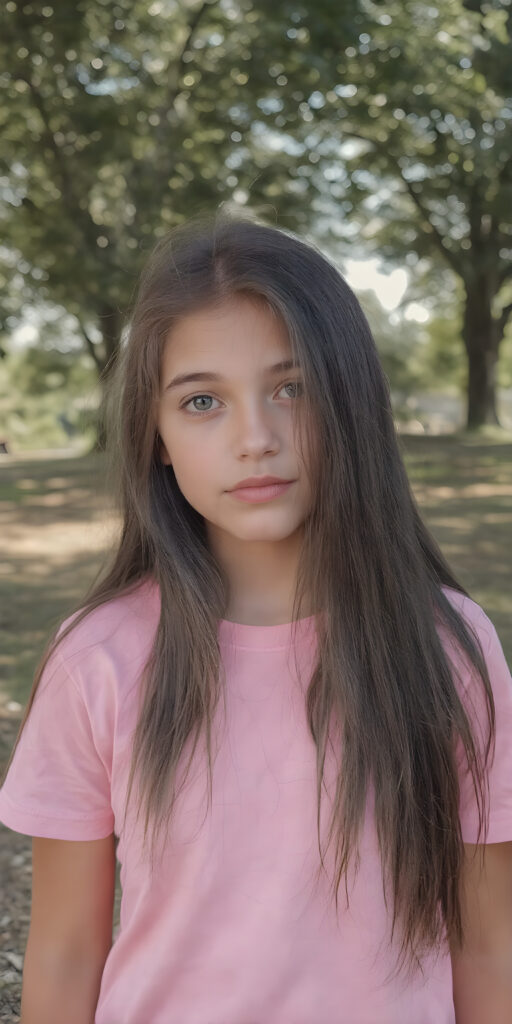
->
[1, 212, 511, 1024]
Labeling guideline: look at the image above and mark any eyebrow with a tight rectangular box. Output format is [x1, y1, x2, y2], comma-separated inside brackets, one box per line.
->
[164, 359, 301, 392]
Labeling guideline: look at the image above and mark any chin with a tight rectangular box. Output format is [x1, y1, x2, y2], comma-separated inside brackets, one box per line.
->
[233, 522, 300, 542]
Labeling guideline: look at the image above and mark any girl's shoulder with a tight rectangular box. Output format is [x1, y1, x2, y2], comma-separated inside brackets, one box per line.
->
[59, 575, 160, 643]
[48, 576, 161, 699]
[441, 584, 497, 655]
[440, 586, 511, 728]
[440, 596, 512, 847]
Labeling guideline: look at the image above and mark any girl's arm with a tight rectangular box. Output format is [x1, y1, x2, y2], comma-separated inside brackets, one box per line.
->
[21, 834, 116, 1024]
[450, 841, 512, 1024]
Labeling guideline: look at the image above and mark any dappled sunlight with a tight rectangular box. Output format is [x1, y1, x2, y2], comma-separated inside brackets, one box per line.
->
[0, 444, 511, 710]
[431, 544, 468, 558]
[427, 517, 473, 532]
[1, 516, 119, 565]
[23, 487, 93, 508]
[450, 483, 512, 498]
[16, 479, 39, 491]
[0, 454, 119, 707]
[45, 477, 73, 488]
[414, 483, 512, 501]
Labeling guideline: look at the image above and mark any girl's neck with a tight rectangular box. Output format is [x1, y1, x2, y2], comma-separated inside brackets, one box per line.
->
[207, 523, 306, 628]
[222, 603, 312, 628]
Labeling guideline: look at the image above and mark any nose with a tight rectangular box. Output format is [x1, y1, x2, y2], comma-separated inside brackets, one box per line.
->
[234, 397, 280, 458]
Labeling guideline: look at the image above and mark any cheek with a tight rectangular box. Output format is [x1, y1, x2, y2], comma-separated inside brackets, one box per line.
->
[171, 440, 220, 497]
[159, 414, 208, 465]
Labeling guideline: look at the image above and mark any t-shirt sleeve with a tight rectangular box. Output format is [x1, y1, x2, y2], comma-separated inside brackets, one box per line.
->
[457, 618, 512, 844]
[0, 643, 115, 840]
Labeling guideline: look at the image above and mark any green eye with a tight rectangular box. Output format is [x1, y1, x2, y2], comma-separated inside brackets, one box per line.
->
[181, 394, 220, 414]
[180, 381, 303, 416]
[281, 381, 304, 399]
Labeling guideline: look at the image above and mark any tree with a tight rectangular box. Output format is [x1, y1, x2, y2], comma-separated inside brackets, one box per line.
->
[244, 0, 512, 427]
[3, 1, 511, 430]
[0, 0, 267, 392]
[0, 0, 362, 389]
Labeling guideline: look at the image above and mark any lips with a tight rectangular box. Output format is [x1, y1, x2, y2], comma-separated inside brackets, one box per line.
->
[229, 479, 295, 503]
[229, 475, 293, 491]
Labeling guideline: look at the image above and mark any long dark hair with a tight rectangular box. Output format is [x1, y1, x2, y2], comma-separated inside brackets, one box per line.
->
[5, 209, 495, 977]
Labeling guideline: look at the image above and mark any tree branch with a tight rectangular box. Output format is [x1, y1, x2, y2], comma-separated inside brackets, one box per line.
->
[170, 0, 213, 110]
[497, 153, 512, 187]
[497, 301, 512, 339]
[155, 0, 216, 128]
[400, 175, 465, 278]
[338, 127, 466, 278]
[17, 74, 75, 210]
[76, 318, 105, 373]
[497, 260, 512, 288]
[126, 0, 218, 223]
[11, 6, 113, 251]
[18, 69, 114, 262]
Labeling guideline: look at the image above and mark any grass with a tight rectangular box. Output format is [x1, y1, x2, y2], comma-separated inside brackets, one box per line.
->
[0, 434, 510, 710]
[400, 433, 512, 657]
[0, 450, 118, 709]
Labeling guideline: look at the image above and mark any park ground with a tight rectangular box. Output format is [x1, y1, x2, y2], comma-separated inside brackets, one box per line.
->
[0, 436, 511, 1019]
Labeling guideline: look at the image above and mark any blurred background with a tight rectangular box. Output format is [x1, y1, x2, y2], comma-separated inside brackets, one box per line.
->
[0, 2, 511, 1013]
[1, 0, 511, 693]
[1, 0, 511, 695]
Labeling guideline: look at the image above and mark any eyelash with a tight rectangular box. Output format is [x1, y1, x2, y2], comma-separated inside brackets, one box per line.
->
[179, 381, 304, 416]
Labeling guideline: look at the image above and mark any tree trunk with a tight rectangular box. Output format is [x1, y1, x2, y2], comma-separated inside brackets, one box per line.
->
[462, 279, 501, 429]
[92, 304, 123, 451]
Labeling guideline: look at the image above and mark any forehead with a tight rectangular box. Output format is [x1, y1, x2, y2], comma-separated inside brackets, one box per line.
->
[161, 294, 292, 374]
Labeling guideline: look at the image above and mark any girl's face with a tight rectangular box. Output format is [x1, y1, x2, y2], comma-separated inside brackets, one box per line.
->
[156, 294, 313, 545]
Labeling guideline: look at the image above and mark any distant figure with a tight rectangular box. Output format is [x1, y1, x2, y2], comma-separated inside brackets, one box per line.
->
[0, 439, 9, 454]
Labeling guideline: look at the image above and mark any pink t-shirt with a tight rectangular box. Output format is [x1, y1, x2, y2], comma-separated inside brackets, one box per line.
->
[1, 580, 511, 1024]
